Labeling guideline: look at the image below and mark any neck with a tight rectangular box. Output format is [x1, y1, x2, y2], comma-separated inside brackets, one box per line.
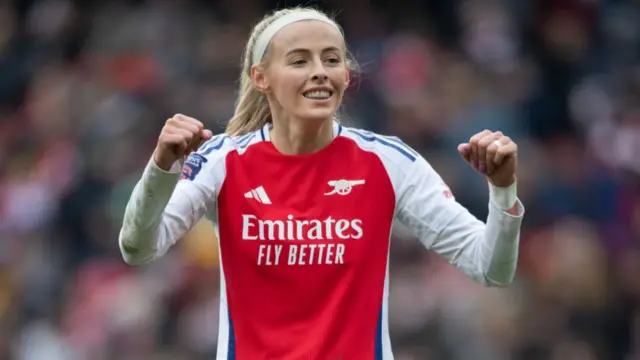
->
[269, 116, 334, 155]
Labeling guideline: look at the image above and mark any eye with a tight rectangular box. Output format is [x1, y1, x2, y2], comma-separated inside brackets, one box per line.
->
[325, 56, 342, 65]
[290, 59, 307, 66]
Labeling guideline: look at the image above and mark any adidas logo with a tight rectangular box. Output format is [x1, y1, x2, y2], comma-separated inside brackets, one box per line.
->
[244, 186, 272, 204]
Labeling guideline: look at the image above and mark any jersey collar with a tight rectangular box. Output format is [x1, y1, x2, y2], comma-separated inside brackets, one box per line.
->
[260, 119, 342, 142]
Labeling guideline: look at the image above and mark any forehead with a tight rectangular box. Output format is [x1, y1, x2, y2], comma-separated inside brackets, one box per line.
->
[270, 20, 344, 54]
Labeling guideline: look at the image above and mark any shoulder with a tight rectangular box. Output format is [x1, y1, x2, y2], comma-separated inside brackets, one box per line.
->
[338, 126, 428, 194]
[339, 126, 420, 165]
[180, 128, 266, 182]
[196, 128, 266, 158]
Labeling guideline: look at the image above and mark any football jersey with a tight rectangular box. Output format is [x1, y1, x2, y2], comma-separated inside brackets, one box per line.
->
[119, 121, 524, 360]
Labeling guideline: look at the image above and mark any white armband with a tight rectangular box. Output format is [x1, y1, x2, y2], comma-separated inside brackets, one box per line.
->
[488, 181, 518, 210]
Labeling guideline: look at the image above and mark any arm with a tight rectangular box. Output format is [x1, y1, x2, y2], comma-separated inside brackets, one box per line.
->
[119, 152, 217, 265]
[395, 156, 524, 287]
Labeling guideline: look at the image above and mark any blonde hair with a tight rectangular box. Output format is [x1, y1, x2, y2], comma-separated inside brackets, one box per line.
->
[225, 7, 353, 136]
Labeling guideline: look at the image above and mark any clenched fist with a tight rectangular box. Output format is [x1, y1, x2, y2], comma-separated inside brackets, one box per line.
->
[458, 130, 518, 187]
[154, 114, 213, 171]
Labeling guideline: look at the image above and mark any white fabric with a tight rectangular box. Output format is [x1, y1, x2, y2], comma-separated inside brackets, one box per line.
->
[489, 181, 518, 210]
[252, 11, 340, 65]
[342, 128, 524, 287]
[120, 125, 524, 286]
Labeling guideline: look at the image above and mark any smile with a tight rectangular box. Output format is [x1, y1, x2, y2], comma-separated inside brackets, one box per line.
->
[303, 90, 333, 100]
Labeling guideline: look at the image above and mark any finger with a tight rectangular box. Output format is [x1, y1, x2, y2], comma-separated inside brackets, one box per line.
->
[458, 143, 471, 163]
[174, 114, 204, 131]
[163, 133, 189, 154]
[183, 131, 212, 155]
[469, 130, 492, 170]
[167, 127, 197, 152]
[201, 129, 213, 140]
[477, 132, 499, 174]
[187, 133, 203, 154]
[485, 141, 497, 175]
[484, 132, 504, 175]
[172, 117, 201, 135]
[493, 139, 516, 166]
[185, 131, 204, 152]
[167, 115, 199, 136]
[166, 126, 195, 141]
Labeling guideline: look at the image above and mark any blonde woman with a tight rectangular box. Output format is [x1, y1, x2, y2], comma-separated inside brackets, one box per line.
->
[119, 7, 524, 360]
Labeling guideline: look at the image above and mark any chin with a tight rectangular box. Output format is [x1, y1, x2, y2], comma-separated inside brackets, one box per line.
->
[299, 107, 337, 122]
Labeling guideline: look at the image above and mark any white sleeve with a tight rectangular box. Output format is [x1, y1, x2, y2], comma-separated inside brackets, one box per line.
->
[394, 156, 525, 287]
[118, 148, 221, 265]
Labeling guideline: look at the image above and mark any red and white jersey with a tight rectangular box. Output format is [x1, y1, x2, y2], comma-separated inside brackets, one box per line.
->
[120, 121, 524, 360]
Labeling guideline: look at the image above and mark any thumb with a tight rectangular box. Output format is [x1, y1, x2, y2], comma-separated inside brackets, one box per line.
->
[458, 143, 471, 162]
[201, 129, 213, 140]
[184, 130, 213, 156]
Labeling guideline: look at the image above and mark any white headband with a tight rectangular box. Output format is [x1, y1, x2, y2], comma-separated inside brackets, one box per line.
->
[251, 11, 340, 65]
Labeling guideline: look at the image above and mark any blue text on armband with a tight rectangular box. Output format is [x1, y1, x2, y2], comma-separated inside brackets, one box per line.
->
[180, 153, 208, 181]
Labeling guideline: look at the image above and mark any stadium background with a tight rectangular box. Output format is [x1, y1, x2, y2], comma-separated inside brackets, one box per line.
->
[0, 0, 639, 359]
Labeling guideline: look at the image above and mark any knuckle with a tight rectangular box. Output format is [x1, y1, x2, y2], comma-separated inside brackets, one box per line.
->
[176, 113, 202, 126]
[183, 122, 199, 133]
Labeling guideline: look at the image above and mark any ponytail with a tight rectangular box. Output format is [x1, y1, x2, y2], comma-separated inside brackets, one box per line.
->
[225, 67, 271, 136]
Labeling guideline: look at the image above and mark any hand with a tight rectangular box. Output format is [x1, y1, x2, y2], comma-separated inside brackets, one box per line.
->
[457, 130, 518, 187]
[154, 114, 213, 171]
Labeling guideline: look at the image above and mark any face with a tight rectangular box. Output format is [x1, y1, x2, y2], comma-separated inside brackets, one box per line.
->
[252, 20, 350, 123]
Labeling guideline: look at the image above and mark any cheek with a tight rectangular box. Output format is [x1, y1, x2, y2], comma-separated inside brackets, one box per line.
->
[275, 78, 303, 103]
[331, 68, 349, 89]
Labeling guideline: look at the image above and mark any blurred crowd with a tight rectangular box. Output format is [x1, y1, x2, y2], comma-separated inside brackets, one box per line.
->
[0, 0, 638, 359]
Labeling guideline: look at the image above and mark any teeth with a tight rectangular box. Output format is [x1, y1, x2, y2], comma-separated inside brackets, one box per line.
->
[304, 90, 331, 99]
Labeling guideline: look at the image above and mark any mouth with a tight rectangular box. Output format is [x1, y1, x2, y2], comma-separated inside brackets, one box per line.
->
[303, 88, 333, 100]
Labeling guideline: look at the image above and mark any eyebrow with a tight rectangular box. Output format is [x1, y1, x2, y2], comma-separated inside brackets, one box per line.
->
[285, 46, 342, 56]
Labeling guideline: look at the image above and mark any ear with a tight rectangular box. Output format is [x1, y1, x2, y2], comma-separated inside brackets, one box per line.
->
[251, 64, 269, 93]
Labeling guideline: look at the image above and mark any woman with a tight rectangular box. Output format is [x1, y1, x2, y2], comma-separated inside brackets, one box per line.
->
[119, 7, 524, 360]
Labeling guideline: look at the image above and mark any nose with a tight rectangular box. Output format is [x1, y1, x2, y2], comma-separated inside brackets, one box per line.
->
[310, 59, 328, 82]
[312, 73, 328, 82]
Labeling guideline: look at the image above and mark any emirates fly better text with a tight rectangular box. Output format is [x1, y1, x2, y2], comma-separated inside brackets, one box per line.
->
[241, 214, 363, 266]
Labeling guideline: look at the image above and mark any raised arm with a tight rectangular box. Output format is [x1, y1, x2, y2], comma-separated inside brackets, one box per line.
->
[119, 114, 218, 265]
[395, 130, 524, 287]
